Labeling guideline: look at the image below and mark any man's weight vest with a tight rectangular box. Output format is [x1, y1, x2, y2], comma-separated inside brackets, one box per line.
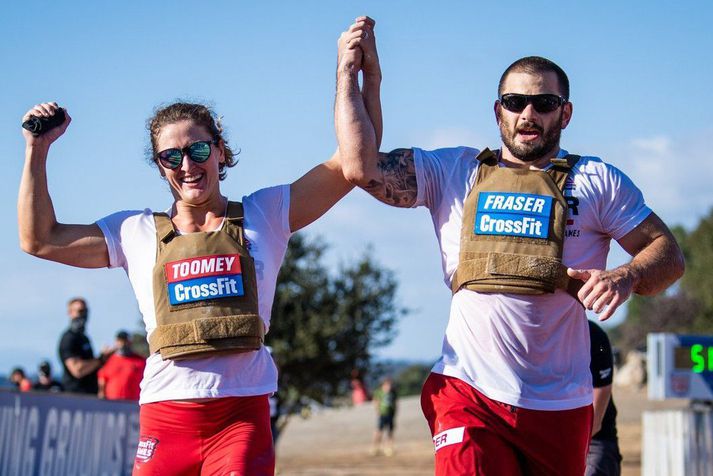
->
[451, 148, 583, 300]
[149, 201, 264, 360]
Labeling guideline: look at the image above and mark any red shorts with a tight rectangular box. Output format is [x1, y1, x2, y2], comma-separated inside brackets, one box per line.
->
[421, 373, 592, 476]
[133, 395, 274, 476]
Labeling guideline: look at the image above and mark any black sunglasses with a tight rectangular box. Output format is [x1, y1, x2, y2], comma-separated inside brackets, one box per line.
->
[156, 139, 218, 170]
[499, 94, 566, 114]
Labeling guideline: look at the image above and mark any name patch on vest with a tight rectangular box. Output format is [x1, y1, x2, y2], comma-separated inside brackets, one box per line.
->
[475, 192, 552, 239]
[165, 254, 244, 305]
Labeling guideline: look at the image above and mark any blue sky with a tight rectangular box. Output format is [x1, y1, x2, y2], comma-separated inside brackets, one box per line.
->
[2, 1, 712, 375]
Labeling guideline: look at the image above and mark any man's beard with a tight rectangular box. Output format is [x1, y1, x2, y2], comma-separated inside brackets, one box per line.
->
[500, 114, 563, 163]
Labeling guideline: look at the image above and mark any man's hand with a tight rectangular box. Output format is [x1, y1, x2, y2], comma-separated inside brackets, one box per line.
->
[567, 212, 686, 322]
[567, 267, 636, 321]
[337, 17, 375, 74]
[22, 102, 71, 150]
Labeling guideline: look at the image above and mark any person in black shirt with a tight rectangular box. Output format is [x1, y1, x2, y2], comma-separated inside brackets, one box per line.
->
[587, 320, 622, 476]
[33, 360, 64, 393]
[58, 297, 111, 394]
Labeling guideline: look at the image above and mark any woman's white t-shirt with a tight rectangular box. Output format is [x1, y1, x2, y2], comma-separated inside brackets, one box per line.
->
[97, 185, 291, 404]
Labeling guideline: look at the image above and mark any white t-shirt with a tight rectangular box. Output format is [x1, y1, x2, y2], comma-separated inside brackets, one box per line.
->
[414, 147, 651, 410]
[96, 185, 292, 404]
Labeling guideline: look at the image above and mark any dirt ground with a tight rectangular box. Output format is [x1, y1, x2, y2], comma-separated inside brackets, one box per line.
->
[275, 386, 688, 476]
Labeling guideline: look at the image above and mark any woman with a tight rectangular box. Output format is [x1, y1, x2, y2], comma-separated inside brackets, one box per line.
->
[19, 101, 349, 474]
[19, 21, 376, 476]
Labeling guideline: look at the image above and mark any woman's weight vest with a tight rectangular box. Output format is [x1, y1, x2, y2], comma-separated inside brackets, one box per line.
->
[149, 201, 264, 360]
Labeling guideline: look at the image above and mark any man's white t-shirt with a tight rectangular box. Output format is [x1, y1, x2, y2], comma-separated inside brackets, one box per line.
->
[96, 185, 292, 404]
[413, 147, 651, 410]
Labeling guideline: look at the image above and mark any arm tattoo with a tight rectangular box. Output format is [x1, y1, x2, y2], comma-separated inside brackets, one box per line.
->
[364, 148, 417, 207]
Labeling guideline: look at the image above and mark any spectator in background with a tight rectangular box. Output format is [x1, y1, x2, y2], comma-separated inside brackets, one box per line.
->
[269, 392, 281, 444]
[33, 361, 64, 393]
[10, 367, 32, 392]
[58, 297, 112, 395]
[266, 346, 282, 445]
[371, 377, 398, 456]
[98, 330, 145, 401]
[587, 320, 622, 476]
[351, 368, 370, 406]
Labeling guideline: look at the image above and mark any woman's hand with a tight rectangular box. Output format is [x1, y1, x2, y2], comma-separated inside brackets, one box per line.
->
[22, 102, 72, 150]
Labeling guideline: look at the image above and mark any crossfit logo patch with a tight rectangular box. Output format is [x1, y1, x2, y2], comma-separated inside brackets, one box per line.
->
[475, 192, 552, 239]
[165, 254, 244, 305]
[135, 436, 159, 462]
[433, 426, 465, 452]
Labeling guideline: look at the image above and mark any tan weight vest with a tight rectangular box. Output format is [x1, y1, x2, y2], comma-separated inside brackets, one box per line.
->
[451, 149, 583, 300]
[149, 201, 264, 360]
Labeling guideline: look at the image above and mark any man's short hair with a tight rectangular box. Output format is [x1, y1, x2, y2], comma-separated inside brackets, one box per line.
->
[116, 330, 130, 341]
[67, 297, 87, 307]
[498, 56, 570, 101]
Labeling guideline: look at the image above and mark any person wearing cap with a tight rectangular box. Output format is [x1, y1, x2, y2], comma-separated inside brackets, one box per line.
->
[98, 331, 146, 401]
[57, 297, 112, 394]
[33, 361, 64, 392]
[335, 17, 685, 475]
[10, 367, 32, 392]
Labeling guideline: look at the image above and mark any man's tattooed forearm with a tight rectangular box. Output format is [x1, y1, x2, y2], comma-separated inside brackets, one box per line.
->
[364, 148, 417, 207]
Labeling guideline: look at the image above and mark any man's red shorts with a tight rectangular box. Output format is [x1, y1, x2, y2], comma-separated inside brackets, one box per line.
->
[133, 395, 274, 476]
[421, 373, 592, 476]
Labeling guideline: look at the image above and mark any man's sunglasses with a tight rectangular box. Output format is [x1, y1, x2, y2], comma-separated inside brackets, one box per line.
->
[498, 94, 566, 114]
[156, 139, 218, 169]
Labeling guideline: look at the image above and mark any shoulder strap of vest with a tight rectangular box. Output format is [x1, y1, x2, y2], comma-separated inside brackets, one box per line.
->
[153, 212, 176, 245]
[226, 200, 244, 221]
[223, 201, 245, 247]
[474, 148, 500, 184]
[475, 148, 498, 166]
[550, 154, 580, 170]
[547, 154, 580, 190]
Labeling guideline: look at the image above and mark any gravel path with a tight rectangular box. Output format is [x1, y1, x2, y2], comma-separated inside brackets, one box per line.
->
[276, 386, 689, 475]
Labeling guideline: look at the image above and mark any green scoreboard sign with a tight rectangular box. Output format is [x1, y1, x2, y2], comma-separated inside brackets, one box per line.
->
[648, 333, 713, 400]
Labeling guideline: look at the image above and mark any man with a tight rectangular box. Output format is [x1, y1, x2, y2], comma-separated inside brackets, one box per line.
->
[33, 360, 64, 392]
[98, 330, 145, 400]
[371, 377, 398, 456]
[58, 297, 111, 394]
[335, 18, 685, 474]
[9, 367, 32, 392]
[587, 320, 622, 476]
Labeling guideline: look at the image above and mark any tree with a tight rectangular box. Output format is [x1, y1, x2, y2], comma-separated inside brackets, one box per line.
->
[679, 211, 713, 314]
[615, 292, 700, 352]
[266, 233, 407, 414]
[393, 363, 433, 397]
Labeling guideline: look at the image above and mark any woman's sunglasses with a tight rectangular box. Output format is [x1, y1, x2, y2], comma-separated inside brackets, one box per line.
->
[156, 139, 218, 170]
[498, 94, 566, 114]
